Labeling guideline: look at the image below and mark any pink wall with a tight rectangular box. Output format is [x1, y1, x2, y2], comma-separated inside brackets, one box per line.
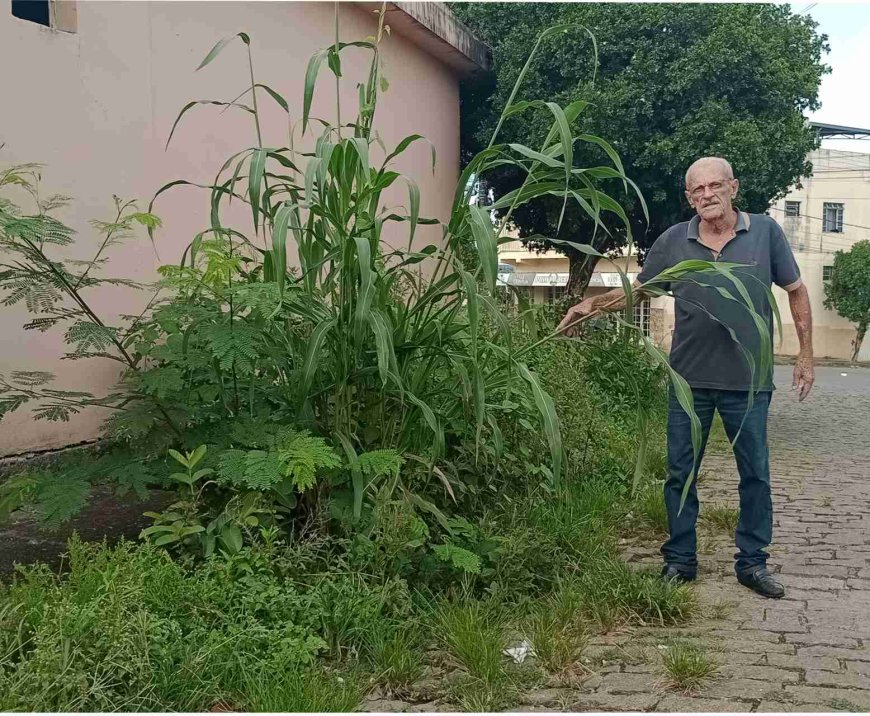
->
[0, 2, 460, 455]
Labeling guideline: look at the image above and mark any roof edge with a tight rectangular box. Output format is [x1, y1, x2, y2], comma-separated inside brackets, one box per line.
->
[357, 2, 491, 76]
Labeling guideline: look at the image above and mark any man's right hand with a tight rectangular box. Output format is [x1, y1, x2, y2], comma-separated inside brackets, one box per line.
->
[557, 297, 597, 337]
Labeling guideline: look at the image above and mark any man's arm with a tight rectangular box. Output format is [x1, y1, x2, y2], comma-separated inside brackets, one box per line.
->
[786, 280, 814, 401]
[556, 281, 642, 337]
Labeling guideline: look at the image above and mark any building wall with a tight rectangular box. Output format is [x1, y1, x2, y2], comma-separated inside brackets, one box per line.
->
[0, 1, 463, 455]
[770, 149, 870, 361]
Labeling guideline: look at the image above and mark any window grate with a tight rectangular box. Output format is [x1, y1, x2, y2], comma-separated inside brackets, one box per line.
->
[823, 202, 844, 233]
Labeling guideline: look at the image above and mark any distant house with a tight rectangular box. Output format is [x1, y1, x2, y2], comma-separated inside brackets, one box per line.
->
[0, 0, 489, 455]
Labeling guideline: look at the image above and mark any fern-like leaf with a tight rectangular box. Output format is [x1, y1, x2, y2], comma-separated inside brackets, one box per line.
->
[64, 321, 118, 352]
[278, 431, 342, 492]
[32, 403, 81, 422]
[242, 450, 284, 490]
[358, 449, 403, 479]
[139, 367, 185, 400]
[433, 543, 481, 574]
[11, 371, 55, 386]
[32, 471, 91, 529]
[204, 322, 260, 373]
[217, 449, 249, 487]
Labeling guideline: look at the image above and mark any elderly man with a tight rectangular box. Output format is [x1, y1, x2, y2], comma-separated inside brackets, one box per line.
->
[558, 157, 814, 598]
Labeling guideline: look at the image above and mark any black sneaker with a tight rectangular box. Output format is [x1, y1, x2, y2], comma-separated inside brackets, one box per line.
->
[661, 564, 697, 583]
[736, 567, 785, 599]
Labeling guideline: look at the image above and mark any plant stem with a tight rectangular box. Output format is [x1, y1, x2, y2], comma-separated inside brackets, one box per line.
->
[334, 1, 342, 140]
[19, 235, 183, 438]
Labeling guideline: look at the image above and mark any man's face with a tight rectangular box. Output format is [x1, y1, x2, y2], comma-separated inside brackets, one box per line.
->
[685, 166, 739, 222]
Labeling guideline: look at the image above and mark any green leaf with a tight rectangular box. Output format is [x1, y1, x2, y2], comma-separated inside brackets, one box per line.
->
[165, 100, 254, 150]
[516, 362, 562, 487]
[368, 308, 400, 389]
[271, 202, 293, 295]
[196, 32, 251, 71]
[221, 524, 243, 554]
[299, 317, 336, 399]
[405, 177, 420, 247]
[168, 449, 188, 468]
[248, 148, 266, 232]
[302, 49, 328, 135]
[354, 236, 375, 341]
[468, 205, 498, 294]
[335, 432, 364, 519]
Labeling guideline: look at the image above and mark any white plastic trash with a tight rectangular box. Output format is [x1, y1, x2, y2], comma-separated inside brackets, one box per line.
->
[503, 640, 535, 664]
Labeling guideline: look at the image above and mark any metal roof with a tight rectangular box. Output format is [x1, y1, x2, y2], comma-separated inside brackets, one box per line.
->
[810, 122, 870, 139]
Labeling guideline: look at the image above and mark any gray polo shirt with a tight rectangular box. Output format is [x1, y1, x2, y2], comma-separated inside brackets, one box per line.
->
[637, 211, 800, 392]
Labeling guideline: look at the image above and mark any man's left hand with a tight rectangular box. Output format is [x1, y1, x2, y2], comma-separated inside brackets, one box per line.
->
[792, 352, 814, 402]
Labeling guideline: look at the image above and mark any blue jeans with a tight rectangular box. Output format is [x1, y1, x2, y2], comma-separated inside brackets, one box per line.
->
[663, 388, 773, 576]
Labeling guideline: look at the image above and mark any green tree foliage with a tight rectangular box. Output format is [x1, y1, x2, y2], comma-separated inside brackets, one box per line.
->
[453, 3, 829, 293]
[823, 240, 870, 362]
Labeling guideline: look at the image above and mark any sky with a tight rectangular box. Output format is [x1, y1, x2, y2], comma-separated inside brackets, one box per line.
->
[802, 2, 870, 152]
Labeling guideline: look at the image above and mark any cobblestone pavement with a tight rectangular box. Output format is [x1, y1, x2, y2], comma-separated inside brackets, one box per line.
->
[364, 366, 870, 713]
[560, 365, 870, 713]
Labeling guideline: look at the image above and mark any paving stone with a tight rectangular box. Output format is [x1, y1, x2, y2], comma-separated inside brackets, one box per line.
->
[798, 646, 870, 662]
[755, 700, 834, 712]
[719, 664, 801, 683]
[569, 693, 662, 712]
[804, 670, 870, 690]
[784, 685, 870, 710]
[785, 631, 863, 648]
[596, 671, 660, 694]
[366, 699, 410, 712]
[766, 652, 841, 672]
[700, 677, 784, 701]
[407, 702, 442, 712]
[655, 695, 753, 712]
[519, 688, 576, 707]
[723, 638, 796, 655]
[780, 575, 847, 591]
[781, 564, 851, 578]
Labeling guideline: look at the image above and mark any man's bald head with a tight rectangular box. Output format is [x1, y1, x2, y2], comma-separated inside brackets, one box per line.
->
[685, 157, 734, 189]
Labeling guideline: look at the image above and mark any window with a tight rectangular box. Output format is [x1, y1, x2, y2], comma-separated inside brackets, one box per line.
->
[546, 285, 566, 304]
[11, 0, 50, 26]
[785, 201, 801, 218]
[633, 299, 651, 337]
[823, 202, 844, 233]
[10, 1, 77, 32]
[823, 265, 834, 281]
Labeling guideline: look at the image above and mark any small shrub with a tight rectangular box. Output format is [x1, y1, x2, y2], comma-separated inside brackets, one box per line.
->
[659, 639, 719, 692]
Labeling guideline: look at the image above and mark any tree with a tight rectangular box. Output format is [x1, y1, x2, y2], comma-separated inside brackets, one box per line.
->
[824, 240, 870, 362]
[453, 3, 829, 294]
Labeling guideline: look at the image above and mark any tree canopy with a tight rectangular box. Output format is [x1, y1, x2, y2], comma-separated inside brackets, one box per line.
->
[824, 240, 870, 362]
[453, 3, 830, 292]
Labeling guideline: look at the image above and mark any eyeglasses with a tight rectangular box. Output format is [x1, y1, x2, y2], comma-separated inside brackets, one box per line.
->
[687, 180, 733, 199]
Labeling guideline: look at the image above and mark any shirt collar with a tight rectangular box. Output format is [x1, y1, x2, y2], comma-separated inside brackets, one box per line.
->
[687, 211, 751, 240]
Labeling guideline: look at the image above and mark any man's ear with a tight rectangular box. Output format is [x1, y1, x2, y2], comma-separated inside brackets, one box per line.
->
[731, 178, 740, 198]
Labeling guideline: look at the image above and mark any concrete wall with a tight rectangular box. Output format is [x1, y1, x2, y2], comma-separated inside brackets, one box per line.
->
[771, 149, 870, 360]
[0, 1, 463, 455]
